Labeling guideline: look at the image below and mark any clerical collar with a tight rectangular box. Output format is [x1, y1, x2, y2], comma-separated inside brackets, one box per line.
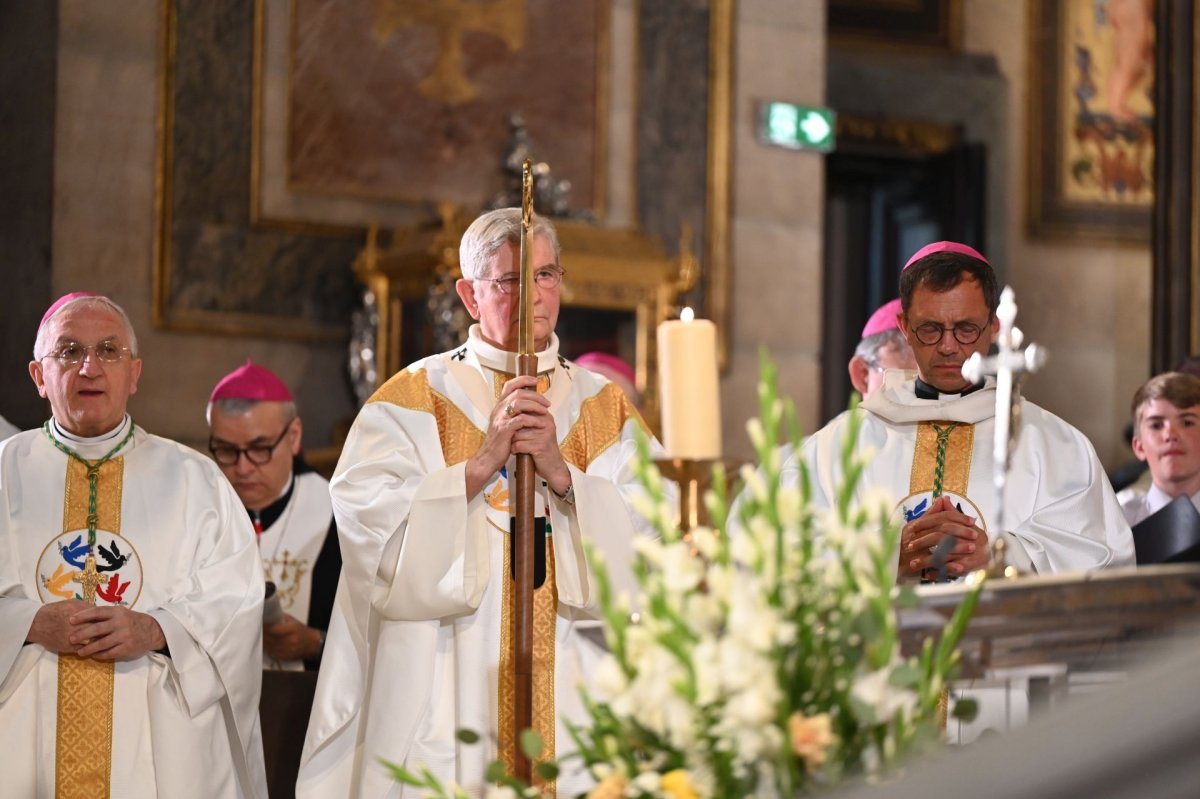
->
[467, 325, 560, 374]
[49, 415, 134, 458]
[914, 377, 986, 401]
[249, 471, 296, 532]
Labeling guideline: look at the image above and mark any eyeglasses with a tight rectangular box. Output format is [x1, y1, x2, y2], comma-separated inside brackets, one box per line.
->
[209, 424, 292, 466]
[475, 267, 565, 296]
[910, 320, 988, 346]
[42, 339, 133, 366]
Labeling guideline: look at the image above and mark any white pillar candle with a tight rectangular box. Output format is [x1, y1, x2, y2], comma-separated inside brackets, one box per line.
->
[657, 308, 721, 459]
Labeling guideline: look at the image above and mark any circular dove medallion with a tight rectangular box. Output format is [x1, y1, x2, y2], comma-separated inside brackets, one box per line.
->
[893, 490, 987, 533]
[36, 529, 144, 608]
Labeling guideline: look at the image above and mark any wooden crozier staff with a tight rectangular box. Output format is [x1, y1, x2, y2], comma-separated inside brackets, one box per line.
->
[511, 158, 538, 783]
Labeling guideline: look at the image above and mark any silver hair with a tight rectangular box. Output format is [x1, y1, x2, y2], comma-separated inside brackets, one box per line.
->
[854, 329, 910, 369]
[205, 397, 298, 427]
[458, 207, 561, 280]
[33, 295, 139, 360]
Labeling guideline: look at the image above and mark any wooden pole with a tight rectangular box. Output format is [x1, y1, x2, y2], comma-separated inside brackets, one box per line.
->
[512, 158, 537, 783]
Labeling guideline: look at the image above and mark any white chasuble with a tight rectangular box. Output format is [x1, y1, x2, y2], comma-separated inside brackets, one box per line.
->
[0, 420, 268, 798]
[298, 329, 662, 799]
[789, 371, 1135, 577]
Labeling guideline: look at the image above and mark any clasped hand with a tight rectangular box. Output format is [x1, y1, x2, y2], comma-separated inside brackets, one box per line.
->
[466, 375, 570, 499]
[897, 494, 990, 581]
[28, 599, 166, 661]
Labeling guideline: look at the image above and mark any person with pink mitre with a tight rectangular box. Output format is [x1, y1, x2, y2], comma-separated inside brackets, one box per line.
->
[848, 298, 917, 399]
[0, 292, 267, 797]
[785, 242, 1134, 582]
[207, 360, 341, 671]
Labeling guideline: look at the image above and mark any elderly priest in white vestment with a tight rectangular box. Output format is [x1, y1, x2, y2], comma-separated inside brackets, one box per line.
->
[0, 293, 268, 798]
[297, 209, 660, 797]
[784, 242, 1135, 580]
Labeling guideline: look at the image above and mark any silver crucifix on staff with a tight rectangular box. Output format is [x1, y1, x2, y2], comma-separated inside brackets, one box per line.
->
[961, 286, 1048, 578]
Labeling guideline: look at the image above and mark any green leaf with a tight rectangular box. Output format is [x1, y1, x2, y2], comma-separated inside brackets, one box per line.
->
[535, 761, 560, 780]
[520, 728, 544, 759]
[951, 696, 979, 722]
[484, 760, 509, 783]
[456, 728, 481, 744]
[379, 759, 426, 787]
[888, 663, 921, 688]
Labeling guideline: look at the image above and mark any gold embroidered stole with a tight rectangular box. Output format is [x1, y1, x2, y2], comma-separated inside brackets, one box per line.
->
[909, 421, 974, 497]
[56, 457, 124, 799]
[371, 366, 643, 790]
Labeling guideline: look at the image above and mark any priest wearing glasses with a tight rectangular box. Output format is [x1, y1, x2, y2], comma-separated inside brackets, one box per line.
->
[298, 208, 661, 798]
[0, 293, 268, 797]
[784, 243, 1134, 581]
[207, 360, 341, 671]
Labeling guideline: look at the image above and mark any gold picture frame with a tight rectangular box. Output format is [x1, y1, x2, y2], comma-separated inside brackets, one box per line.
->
[1027, 0, 1154, 243]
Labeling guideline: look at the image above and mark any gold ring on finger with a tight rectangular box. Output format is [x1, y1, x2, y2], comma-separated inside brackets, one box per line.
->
[505, 403, 516, 417]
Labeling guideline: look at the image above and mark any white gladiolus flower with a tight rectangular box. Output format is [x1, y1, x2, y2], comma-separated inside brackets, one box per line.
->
[689, 527, 719, 559]
[591, 654, 629, 700]
[632, 771, 662, 793]
[661, 542, 705, 593]
[633, 535, 665, 565]
[851, 667, 918, 724]
[739, 463, 769, 503]
[745, 417, 766, 450]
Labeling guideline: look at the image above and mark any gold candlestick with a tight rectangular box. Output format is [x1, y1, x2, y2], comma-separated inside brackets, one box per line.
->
[654, 458, 718, 535]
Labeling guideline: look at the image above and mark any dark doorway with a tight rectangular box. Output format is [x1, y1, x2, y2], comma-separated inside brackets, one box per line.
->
[822, 139, 986, 422]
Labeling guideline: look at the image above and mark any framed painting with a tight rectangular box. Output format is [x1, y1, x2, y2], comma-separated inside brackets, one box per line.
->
[1027, 0, 1154, 243]
[154, 0, 361, 341]
[829, 0, 962, 51]
[252, 0, 608, 230]
[155, 0, 608, 339]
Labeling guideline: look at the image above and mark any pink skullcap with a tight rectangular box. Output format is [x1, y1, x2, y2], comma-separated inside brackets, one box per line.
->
[40, 292, 101, 330]
[574, 352, 635, 385]
[210, 359, 294, 403]
[903, 241, 990, 271]
[861, 298, 904, 339]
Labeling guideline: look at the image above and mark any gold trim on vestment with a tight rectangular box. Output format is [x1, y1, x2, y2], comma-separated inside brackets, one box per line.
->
[560, 383, 645, 471]
[909, 421, 975, 496]
[369, 369, 485, 465]
[491, 370, 551, 400]
[498, 535, 558, 793]
[56, 458, 123, 799]
[62, 458, 124, 537]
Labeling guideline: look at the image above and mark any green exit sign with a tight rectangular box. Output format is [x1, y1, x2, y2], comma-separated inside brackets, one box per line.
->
[759, 101, 836, 152]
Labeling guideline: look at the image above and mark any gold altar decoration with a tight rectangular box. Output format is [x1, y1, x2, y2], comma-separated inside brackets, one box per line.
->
[354, 204, 697, 431]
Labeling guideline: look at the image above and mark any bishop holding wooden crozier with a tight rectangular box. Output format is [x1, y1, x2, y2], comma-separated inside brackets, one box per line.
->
[297, 208, 663, 798]
[783, 242, 1135, 580]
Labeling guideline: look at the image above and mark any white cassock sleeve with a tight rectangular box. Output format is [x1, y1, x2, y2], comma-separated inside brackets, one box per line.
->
[1001, 407, 1135, 573]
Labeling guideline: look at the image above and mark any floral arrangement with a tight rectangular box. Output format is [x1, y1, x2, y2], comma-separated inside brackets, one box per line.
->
[389, 356, 980, 798]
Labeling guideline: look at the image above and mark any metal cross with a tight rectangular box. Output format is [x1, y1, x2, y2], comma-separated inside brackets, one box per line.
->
[73, 554, 106, 606]
[961, 286, 1048, 577]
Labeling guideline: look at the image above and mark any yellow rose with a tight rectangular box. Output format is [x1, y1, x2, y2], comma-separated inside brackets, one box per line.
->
[585, 773, 627, 799]
[661, 769, 699, 799]
[788, 711, 836, 773]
